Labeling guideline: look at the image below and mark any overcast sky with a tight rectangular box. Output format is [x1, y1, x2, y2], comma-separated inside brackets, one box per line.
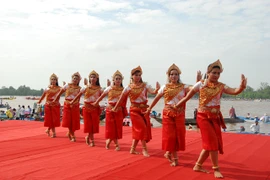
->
[1, 0, 269, 90]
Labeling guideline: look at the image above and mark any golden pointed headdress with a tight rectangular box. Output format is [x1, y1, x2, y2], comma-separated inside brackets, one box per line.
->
[112, 70, 124, 79]
[72, 72, 82, 80]
[131, 66, 143, 76]
[89, 70, 99, 78]
[166, 63, 181, 75]
[50, 73, 58, 80]
[207, 59, 223, 73]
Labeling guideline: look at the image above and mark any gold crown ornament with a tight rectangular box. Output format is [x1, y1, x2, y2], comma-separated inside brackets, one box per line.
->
[166, 63, 181, 75]
[131, 66, 143, 76]
[207, 59, 223, 73]
[50, 73, 58, 80]
[72, 72, 82, 80]
[112, 70, 124, 79]
[89, 70, 99, 78]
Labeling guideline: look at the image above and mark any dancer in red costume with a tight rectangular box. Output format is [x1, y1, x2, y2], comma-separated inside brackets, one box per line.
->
[38, 73, 61, 138]
[175, 60, 247, 178]
[71, 70, 103, 147]
[146, 64, 201, 166]
[113, 66, 160, 157]
[54, 72, 82, 142]
[93, 70, 127, 151]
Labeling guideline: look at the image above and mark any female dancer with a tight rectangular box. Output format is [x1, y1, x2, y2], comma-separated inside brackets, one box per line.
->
[38, 73, 61, 138]
[146, 64, 200, 166]
[92, 70, 127, 151]
[71, 70, 103, 147]
[54, 72, 82, 142]
[113, 66, 160, 157]
[175, 60, 247, 178]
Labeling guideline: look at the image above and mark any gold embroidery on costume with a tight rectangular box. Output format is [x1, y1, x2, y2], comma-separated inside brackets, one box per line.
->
[84, 86, 101, 99]
[164, 83, 184, 104]
[65, 83, 81, 103]
[108, 86, 123, 101]
[46, 86, 61, 101]
[199, 82, 224, 107]
[129, 83, 146, 100]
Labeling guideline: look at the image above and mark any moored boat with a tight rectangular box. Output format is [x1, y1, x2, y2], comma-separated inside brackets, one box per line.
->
[153, 117, 245, 125]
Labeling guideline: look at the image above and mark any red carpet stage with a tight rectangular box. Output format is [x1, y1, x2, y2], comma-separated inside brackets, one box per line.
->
[0, 121, 269, 180]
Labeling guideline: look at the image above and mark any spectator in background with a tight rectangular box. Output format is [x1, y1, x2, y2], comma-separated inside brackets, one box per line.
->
[32, 102, 37, 116]
[250, 120, 260, 134]
[27, 105, 32, 117]
[6, 108, 13, 119]
[20, 105, 25, 120]
[246, 113, 251, 119]
[194, 108, 198, 120]
[229, 106, 236, 118]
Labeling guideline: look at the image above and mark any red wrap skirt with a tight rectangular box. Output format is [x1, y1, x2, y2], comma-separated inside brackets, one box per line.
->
[197, 111, 224, 154]
[83, 104, 100, 134]
[44, 103, 61, 128]
[62, 102, 80, 132]
[129, 106, 152, 142]
[162, 108, 186, 151]
[105, 105, 124, 139]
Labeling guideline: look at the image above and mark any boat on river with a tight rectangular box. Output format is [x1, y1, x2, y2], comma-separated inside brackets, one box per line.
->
[153, 117, 245, 125]
[0, 96, 16, 100]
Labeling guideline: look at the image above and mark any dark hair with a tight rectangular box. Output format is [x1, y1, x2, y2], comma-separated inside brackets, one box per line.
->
[96, 78, 100, 86]
[132, 70, 141, 76]
[212, 65, 221, 70]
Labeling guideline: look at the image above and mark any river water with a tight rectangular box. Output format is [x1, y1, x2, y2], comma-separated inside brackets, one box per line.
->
[1, 96, 270, 134]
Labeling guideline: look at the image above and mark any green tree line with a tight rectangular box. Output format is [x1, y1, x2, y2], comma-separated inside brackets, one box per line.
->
[1, 82, 270, 99]
[0, 85, 44, 96]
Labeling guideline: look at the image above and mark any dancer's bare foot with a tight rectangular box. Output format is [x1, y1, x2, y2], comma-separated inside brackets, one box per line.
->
[142, 147, 150, 157]
[213, 166, 223, 178]
[85, 136, 90, 145]
[105, 139, 110, 150]
[130, 146, 140, 155]
[164, 152, 173, 163]
[170, 158, 178, 167]
[89, 140, 95, 147]
[115, 144, 120, 151]
[66, 132, 72, 140]
[51, 133, 56, 138]
[45, 129, 50, 137]
[193, 163, 209, 173]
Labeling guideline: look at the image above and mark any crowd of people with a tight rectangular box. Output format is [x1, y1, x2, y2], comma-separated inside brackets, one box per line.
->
[1, 59, 248, 179]
[2, 103, 45, 120]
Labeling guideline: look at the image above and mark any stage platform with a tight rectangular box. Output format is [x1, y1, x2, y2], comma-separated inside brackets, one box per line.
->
[0, 121, 269, 180]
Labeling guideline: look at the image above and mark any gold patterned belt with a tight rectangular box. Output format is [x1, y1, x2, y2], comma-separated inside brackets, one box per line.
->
[46, 101, 60, 106]
[198, 107, 220, 114]
[84, 102, 98, 110]
[64, 99, 79, 105]
[107, 104, 122, 111]
[165, 105, 184, 113]
[131, 103, 149, 109]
